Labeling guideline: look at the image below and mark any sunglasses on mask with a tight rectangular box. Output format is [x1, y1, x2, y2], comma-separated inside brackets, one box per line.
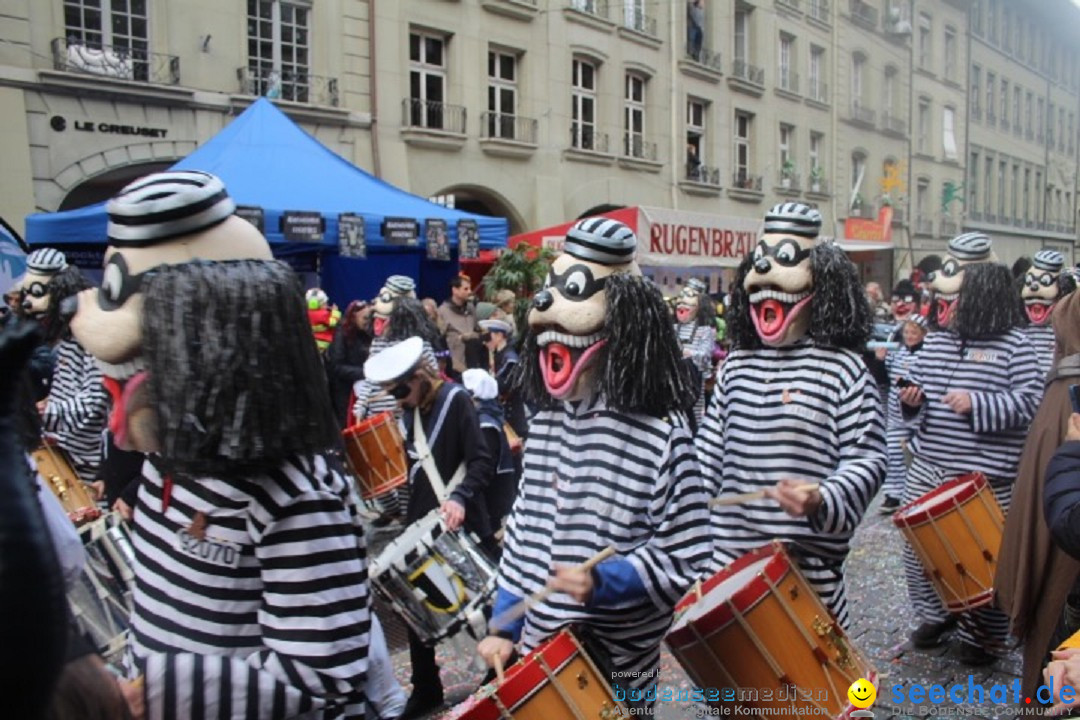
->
[387, 380, 413, 400]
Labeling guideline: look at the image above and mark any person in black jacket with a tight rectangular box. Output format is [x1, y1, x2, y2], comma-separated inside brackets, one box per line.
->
[1045, 412, 1080, 560]
[326, 299, 374, 426]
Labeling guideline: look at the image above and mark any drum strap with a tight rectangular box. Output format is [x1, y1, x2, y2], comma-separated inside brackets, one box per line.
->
[413, 407, 466, 504]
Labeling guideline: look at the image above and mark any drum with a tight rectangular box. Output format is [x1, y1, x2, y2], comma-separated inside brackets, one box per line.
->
[68, 513, 136, 673]
[444, 629, 626, 720]
[32, 443, 101, 526]
[341, 411, 409, 499]
[666, 542, 875, 718]
[369, 509, 496, 645]
[893, 472, 1005, 612]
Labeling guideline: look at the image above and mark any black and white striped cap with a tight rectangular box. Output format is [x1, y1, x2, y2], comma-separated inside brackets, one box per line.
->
[384, 275, 416, 294]
[763, 202, 822, 238]
[106, 171, 237, 247]
[685, 277, 708, 294]
[1033, 249, 1065, 272]
[26, 248, 67, 273]
[947, 232, 993, 261]
[564, 217, 637, 265]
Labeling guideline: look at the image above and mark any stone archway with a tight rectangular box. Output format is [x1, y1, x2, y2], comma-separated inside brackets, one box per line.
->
[432, 184, 526, 236]
[59, 160, 176, 210]
[578, 203, 626, 219]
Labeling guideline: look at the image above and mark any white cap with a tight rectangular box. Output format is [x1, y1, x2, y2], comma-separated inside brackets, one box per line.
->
[462, 368, 499, 400]
[363, 336, 424, 385]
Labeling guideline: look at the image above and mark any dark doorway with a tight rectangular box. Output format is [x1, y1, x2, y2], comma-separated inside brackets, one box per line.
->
[59, 161, 175, 210]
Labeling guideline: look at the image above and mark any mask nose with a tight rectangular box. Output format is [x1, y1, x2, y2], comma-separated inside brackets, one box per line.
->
[532, 289, 553, 311]
[1029, 281, 1040, 292]
[753, 257, 772, 274]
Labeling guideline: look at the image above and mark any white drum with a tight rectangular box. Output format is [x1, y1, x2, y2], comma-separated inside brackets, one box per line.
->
[369, 509, 496, 645]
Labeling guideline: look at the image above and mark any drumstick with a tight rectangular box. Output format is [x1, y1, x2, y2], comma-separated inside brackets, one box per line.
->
[489, 546, 616, 632]
[708, 483, 820, 507]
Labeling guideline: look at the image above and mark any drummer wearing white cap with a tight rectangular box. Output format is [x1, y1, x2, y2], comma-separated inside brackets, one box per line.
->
[364, 336, 494, 718]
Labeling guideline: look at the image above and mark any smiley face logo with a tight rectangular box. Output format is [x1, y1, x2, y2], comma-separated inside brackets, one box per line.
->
[847, 678, 876, 709]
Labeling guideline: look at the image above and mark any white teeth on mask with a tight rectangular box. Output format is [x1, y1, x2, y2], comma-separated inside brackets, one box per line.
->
[1024, 298, 1051, 305]
[936, 292, 959, 301]
[536, 330, 605, 348]
[95, 356, 146, 381]
[748, 288, 812, 304]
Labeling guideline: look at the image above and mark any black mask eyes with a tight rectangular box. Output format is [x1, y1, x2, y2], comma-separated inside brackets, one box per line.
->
[754, 239, 812, 268]
[545, 263, 609, 303]
[379, 290, 394, 303]
[98, 254, 154, 311]
[22, 281, 49, 300]
[893, 295, 915, 303]
[1040, 274, 1055, 287]
[940, 259, 960, 278]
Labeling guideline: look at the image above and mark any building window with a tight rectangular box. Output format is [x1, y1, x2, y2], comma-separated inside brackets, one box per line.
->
[1012, 163, 1019, 220]
[686, 98, 707, 179]
[809, 46, 825, 102]
[1070, 112, 1075, 154]
[1000, 78, 1009, 128]
[1035, 170, 1043, 221]
[984, 156, 993, 216]
[779, 123, 794, 174]
[998, 160, 1007, 217]
[944, 26, 957, 81]
[734, 111, 753, 184]
[917, 99, 930, 154]
[883, 66, 896, 118]
[809, 131, 823, 183]
[487, 50, 518, 140]
[624, 73, 647, 158]
[1037, 98, 1045, 142]
[943, 106, 957, 160]
[1013, 85, 1021, 132]
[65, 0, 150, 78]
[916, 178, 929, 219]
[409, 31, 446, 129]
[1026, 91, 1034, 139]
[851, 151, 866, 203]
[970, 65, 981, 120]
[988, 0, 998, 44]
[571, 58, 598, 150]
[986, 71, 996, 125]
[247, 1, 312, 102]
[1024, 167, 1031, 222]
[971, 1, 982, 36]
[1059, 106, 1066, 151]
[969, 151, 979, 209]
[918, 13, 931, 70]
[852, 53, 865, 108]
[734, 10, 749, 65]
[779, 33, 795, 92]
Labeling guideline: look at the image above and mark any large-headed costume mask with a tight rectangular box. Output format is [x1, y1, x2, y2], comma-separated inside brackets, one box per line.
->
[21, 248, 92, 342]
[1021, 249, 1075, 326]
[70, 171, 336, 474]
[519, 217, 691, 416]
[890, 279, 919, 323]
[675, 277, 716, 327]
[928, 232, 1026, 338]
[372, 275, 416, 338]
[728, 202, 872, 350]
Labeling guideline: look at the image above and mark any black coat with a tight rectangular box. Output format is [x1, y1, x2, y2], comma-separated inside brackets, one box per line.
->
[1045, 440, 1080, 561]
[325, 326, 372, 426]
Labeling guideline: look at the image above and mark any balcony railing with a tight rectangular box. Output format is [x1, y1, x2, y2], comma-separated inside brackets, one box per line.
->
[402, 98, 467, 133]
[882, 112, 907, 135]
[890, 206, 907, 224]
[809, 0, 831, 22]
[808, 79, 828, 103]
[686, 164, 721, 186]
[623, 135, 658, 161]
[732, 172, 763, 191]
[777, 0, 800, 11]
[777, 172, 802, 190]
[778, 70, 800, 94]
[731, 59, 765, 86]
[570, 125, 609, 153]
[685, 44, 723, 72]
[914, 216, 934, 235]
[52, 37, 179, 85]
[567, 0, 607, 18]
[939, 218, 959, 236]
[623, 9, 657, 35]
[480, 112, 538, 144]
[850, 103, 876, 126]
[849, 0, 879, 29]
[239, 66, 339, 106]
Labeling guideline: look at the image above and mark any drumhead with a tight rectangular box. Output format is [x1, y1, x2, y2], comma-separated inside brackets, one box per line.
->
[893, 473, 985, 527]
[344, 410, 392, 436]
[369, 509, 442, 578]
[673, 556, 772, 631]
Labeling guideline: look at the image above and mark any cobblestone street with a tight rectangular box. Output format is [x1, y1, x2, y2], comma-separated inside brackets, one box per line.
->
[380, 495, 1026, 720]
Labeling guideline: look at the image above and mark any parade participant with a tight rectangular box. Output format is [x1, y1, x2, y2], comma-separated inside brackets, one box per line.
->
[69, 171, 371, 718]
[878, 315, 928, 514]
[1021, 249, 1075, 378]
[889, 278, 920, 329]
[480, 317, 527, 439]
[900, 233, 1040, 665]
[462, 367, 518, 549]
[477, 217, 711, 696]
[372, 274, 416, 338]
[364, 336, 493, 719]
[305, 287, 341, 355]
[997, 288, 1080, 696]
[698, 202, 885, 627]
[23, 248, 108, 479]
[326, 299, 374, 426]
[674, 277, 717, 424]
[438, 274, 480, 374]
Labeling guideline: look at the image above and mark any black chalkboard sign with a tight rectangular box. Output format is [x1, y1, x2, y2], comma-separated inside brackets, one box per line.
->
[281, 211, 325, 243]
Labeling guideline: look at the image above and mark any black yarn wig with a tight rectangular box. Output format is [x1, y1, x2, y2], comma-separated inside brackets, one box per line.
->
[141, 259, 338, 476]
[1060, 272, 1078, 298]
[517, 272, 694, 417]
[952, 262, 1028, 339]
[384, 296, 443, 347]
[693, 292, 717, 328]
[42, 266, 92, 344]
[726, 243, 873, 351]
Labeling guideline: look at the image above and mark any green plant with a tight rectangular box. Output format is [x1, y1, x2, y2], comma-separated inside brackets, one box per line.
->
[809, 164, 824, 181]
[482, 242, 557, 337]
[781, 158, 797, 178]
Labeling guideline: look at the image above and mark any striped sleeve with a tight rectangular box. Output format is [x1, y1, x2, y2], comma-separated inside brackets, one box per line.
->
[689, 325, 716, 376]
[696, 364, 728, 498]
[808, 369, 887, 536]
[968, 341, 1042, 434]
[41, 342, 108, 471]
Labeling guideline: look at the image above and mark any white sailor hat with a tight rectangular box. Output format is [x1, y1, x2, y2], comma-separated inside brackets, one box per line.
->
[479, 318, 512, 335]
[106, 170, 236, 247]
[947, 232, 993, 262]
[384, 275, 416, 294]
[564, 217, 637, 265]
[1033, 249, 1065, 273]
[26, 248, 67, 273]
[363, 336, 425, 385]
[462, 368, 499, 401]
[763, 202, 822, 238]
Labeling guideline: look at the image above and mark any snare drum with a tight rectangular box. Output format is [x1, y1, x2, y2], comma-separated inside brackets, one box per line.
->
[342, 412, 409, 500]
[369, 509, 496, 645]
[444, 629, 626, 720]
[666, 542, 875, 719]
[893, 472, 1005, 612]
[32, 443, 101, 526]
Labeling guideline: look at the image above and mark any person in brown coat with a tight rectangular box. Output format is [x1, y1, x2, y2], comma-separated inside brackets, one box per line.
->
[996, 287, 1080, 696]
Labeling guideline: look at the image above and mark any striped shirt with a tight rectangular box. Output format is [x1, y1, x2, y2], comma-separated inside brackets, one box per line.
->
[132, 455, 370, 719]
[906, 329, 1041, 478]
[1024, 324, 1056, 381]
[698, 341, 886, 566]
[498, 395, 711, 688]
[884, 345, 921, 427]
[41, 339, 108, 478]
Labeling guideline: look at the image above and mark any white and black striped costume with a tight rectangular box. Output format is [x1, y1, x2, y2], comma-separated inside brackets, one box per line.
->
[881, 343, 921, 500]
[676, 321, 716, 422]
[1024, 324, 1056, 380]
[697, 340, 887, 627]
[131, 454, 370, 719]
[902, 329, 1041, 648]
[496, 396, 711, 690]
[41, 338, 108, 478]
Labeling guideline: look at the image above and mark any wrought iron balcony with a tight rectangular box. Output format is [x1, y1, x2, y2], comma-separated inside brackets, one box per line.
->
[567, 0, 607, 18]
[52, 37, 179, 85]
[809, 0, 831, 22]
[849, 0, 879, 29]
[778, 70, 800, 94]
[481, 112, 538, 144]
[731, 59, 765, 86]
[808, 79, 829, 103]
[623, 9, 657, 35]
[570, 125, 609, 153]
[402, 98, 467, 134]
[850, 103, 876, 126]
[685, 44, 723, 72]
[238, 67, 339, 106]
[623, 135, 657, 161]
[882, 112, 907, 135]
[732, 172, 763, 191]
[686, 164, 721, 186]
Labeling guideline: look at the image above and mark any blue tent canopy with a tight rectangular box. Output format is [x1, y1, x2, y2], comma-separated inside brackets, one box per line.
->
[25, 98, 507, 302]
[0, 222, 25, 292]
